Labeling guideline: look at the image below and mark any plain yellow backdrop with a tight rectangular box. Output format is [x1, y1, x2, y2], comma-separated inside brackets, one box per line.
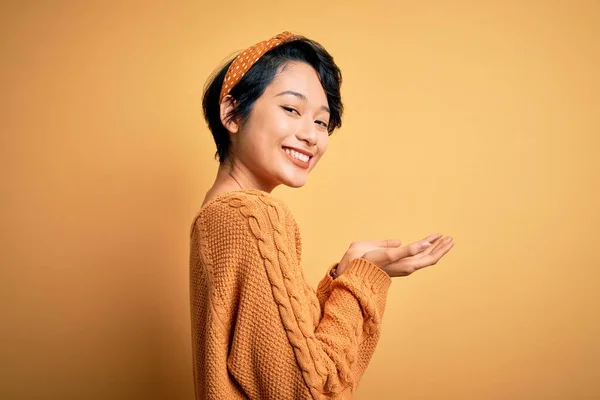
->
[1, 1, 598, 399]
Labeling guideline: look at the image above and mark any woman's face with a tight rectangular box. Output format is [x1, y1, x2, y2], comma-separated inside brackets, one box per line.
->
[227, 61, 331, 190]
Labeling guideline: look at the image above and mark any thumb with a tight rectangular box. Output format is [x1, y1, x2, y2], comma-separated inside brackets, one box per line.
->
[375, 239, 402, 248]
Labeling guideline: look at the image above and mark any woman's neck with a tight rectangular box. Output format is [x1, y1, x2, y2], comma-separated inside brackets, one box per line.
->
[202, 159, 276, 207]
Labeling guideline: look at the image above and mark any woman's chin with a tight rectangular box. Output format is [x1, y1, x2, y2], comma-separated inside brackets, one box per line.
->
[272, 164, 308, 188]
[280, 173, 308, 188]
[285, 181, 306, 188]
[279, 176, 306, 188]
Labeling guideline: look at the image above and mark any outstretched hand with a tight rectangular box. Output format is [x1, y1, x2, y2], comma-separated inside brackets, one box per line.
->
[337, 233, 454, 278]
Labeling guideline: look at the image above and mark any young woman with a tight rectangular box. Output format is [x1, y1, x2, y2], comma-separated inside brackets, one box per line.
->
[190, 31, 454, 399]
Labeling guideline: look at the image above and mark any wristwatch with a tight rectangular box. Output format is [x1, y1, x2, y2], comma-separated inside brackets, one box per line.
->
[329, 264, 338, 279]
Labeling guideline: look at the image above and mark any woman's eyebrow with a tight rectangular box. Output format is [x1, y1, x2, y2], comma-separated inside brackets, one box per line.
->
[275, 90, 330, 114]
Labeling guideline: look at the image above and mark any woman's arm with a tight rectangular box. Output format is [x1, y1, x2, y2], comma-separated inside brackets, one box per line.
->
[315, 262, 337, 311]
[197, 192, 391, 399]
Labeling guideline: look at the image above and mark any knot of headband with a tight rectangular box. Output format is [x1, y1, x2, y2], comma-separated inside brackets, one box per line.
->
[219, 31, 299, 103]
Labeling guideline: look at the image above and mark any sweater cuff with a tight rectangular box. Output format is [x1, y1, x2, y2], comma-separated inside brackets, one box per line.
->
[317, 262, 338, 297]
[342, 258, 392, 294]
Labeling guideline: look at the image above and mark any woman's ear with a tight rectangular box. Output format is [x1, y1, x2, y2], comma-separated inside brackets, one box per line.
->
[220, 95, 239, 134]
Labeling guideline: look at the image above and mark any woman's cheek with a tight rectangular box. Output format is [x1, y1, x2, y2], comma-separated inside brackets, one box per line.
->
[319, 136, 329, 155]
[278, 115, 297, 136]
[310, 153, 323, 171]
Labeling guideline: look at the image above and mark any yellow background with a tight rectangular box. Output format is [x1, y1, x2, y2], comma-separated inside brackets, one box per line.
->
[1, 1, 599, 399]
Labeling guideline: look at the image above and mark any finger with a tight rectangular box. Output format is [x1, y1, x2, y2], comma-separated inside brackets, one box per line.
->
[385, 240, 432, 261]
[400, 235, 444, 259]
[363, 239, 441, 267]
[415, 236, 450, 258]
[413, 238, 454, 270]
[360, 243, 410, 266]
[386, 238, 454, 274]
[364, 239, 402, 248]
[422, 233, 443, 243]
[429, 237, 454, 259]
[381, 239, 402, 248]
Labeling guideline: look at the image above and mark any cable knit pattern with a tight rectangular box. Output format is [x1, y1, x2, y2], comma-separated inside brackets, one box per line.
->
[190, 189, 391, 399]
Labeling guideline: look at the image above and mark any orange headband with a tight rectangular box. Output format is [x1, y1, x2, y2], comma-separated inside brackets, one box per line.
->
[219, 31, 299, 103]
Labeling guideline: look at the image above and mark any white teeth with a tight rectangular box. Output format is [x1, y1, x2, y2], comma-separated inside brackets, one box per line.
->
[284, 147, 310, 162]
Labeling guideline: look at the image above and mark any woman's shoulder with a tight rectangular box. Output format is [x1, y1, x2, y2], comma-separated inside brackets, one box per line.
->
[200, 188, 286, 214]
[192, 189, 296, 236]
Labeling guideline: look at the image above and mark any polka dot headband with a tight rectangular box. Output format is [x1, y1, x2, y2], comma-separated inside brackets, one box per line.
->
[219, 31, 299, 103]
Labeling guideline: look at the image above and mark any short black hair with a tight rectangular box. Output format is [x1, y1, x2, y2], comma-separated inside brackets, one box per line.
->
[202, 35, 343, 163]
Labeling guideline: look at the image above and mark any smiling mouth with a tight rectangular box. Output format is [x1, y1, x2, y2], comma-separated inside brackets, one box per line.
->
[282, 147, 312, 163]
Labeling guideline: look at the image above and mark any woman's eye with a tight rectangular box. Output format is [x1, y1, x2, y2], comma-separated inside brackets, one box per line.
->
[282, 106, 299, 115]
[282, 106, 327, 128]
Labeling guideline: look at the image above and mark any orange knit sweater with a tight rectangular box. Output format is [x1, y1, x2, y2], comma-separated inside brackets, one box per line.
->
[189, 189, 391, 399]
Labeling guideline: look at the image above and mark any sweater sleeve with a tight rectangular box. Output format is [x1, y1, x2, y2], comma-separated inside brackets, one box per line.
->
[201, 193, 392, 399]
[316, 263, 337, 311]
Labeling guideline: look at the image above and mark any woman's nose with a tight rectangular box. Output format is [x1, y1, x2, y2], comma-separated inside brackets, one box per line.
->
[296, 118, 318, 146]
